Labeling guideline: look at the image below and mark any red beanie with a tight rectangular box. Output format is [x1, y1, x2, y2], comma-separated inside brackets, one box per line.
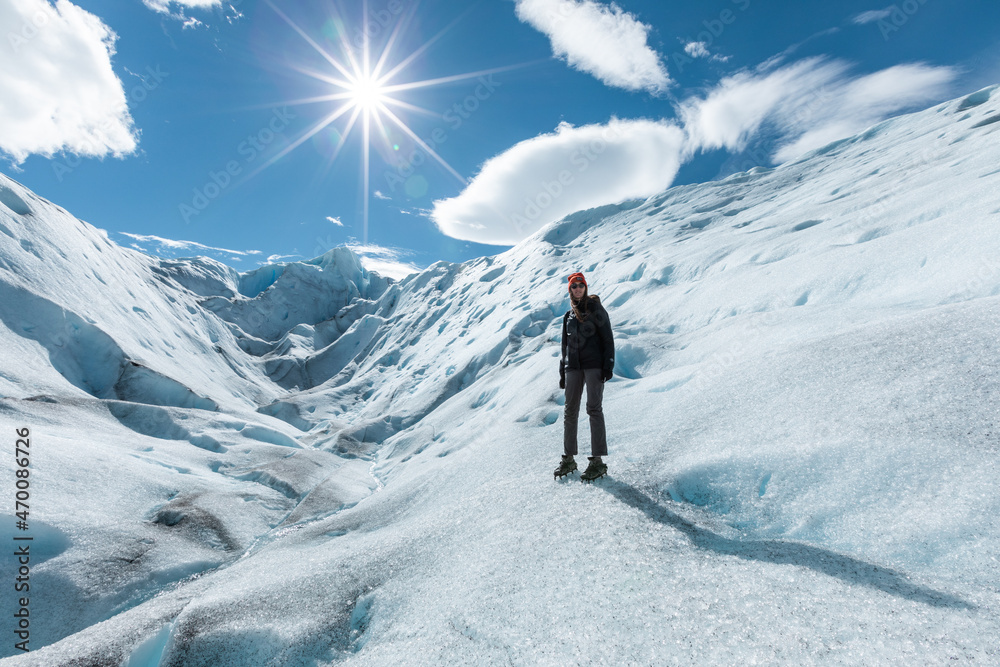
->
[567, 272, 587, 287]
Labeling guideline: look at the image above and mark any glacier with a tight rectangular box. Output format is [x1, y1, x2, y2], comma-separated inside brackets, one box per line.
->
[0, 85, 999, 665]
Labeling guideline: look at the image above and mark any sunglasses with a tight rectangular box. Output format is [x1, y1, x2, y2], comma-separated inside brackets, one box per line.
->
[570, 282, 586, 288]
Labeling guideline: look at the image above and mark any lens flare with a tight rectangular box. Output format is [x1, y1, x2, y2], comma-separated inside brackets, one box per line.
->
[346, 74, 388, 112]
[255, 1, 537, 244]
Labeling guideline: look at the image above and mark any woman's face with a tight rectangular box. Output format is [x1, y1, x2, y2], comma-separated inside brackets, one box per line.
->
[570, 281, 586, 296]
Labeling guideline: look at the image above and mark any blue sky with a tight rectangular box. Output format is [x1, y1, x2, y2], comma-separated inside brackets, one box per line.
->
[2, 0, 998, 278]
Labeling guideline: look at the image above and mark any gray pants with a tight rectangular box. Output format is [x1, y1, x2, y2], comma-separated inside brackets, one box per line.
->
[563, 368, 607, 457]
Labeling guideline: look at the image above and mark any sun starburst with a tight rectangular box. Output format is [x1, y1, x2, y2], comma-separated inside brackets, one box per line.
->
[346, 74, 388, 111]
[250, 1, 534, 245]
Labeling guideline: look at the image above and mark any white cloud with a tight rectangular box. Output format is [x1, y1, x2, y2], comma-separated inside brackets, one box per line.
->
[678, 58, 957, 163]
[431, 57, 957, 246]
[683, 40, 730, 64]
[346, 243, 421, 281]
[853, 9, 893, 24]
[678, 58, 850, 154]
[119, 233, 261, 260]
[431, 118, 685, 245]
[772, 63, 956, 161]
[515, 0, 669, 93]
[142, 0, 221, 13]
[326, 216, 344, 227]
[141, 0, 221, 27]
[0, 0, 137, 164]
[265, 254, 299, 263]
[684, 42, 711, 59]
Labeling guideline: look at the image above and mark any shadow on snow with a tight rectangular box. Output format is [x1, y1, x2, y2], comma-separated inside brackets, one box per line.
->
[599, 478, 974, 610]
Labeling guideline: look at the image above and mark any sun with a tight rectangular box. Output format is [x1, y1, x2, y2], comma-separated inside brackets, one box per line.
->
[254, 1, 532, 245]
[345, 74, 388, 112]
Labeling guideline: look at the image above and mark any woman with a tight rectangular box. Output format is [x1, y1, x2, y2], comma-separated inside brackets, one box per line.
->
[555, 272, 615, 481]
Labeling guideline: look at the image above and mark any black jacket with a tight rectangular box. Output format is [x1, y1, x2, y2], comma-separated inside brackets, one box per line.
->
[560, 296, 614, 380]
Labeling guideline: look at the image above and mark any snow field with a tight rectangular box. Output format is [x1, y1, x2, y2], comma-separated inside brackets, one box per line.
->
[0, 85, 999, 664]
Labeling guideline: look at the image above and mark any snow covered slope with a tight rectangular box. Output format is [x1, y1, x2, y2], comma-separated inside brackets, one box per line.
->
[2, 85, 999, 665]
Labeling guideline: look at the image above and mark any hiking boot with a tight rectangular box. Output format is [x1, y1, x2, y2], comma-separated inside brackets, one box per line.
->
[580, 456, 607, 482]
[554, 455, 578, 479]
